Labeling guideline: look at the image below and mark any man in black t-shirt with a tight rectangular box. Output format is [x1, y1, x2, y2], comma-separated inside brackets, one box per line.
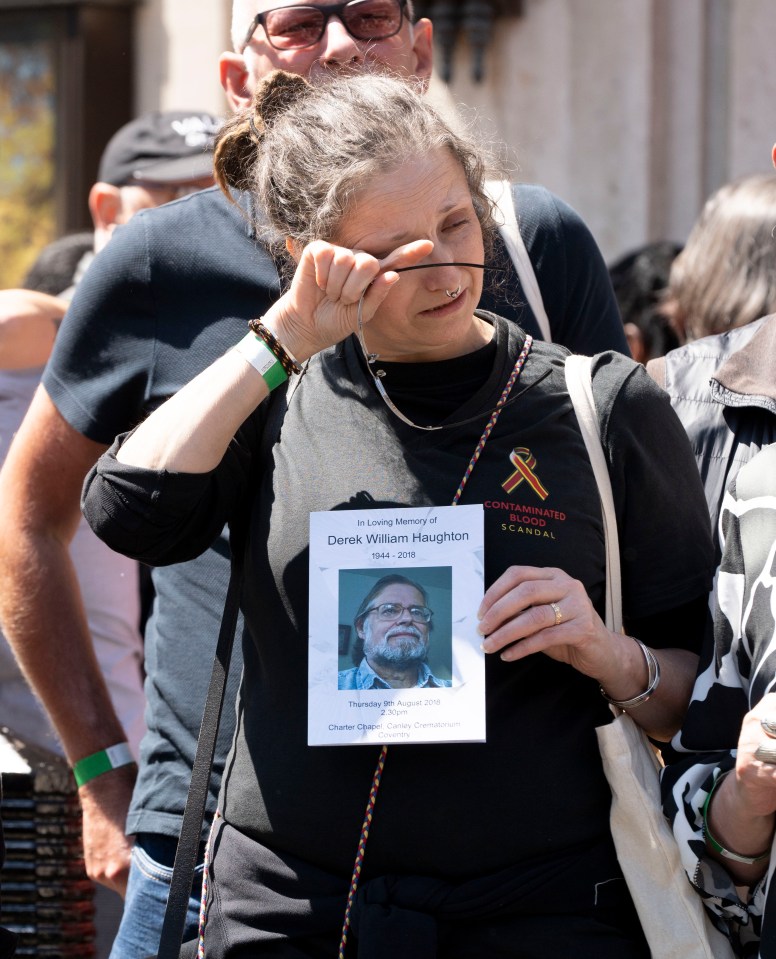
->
[0, 3, 626, 956]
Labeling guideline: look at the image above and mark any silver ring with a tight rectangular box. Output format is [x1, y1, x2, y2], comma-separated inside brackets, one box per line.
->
[549, 602, 563, 627]
[760, 718, 776, 739]
[755, 742, 776, 764]
[445, 285, 461, 299]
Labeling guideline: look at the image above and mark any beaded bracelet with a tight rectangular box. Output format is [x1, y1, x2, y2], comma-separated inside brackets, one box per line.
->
[248, 319, 302, 377]
[600, 637, 661, 710]
[702, 771, 771, 865]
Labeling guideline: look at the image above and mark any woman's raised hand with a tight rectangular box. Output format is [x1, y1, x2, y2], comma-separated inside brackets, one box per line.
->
[263, 238, 434, 362]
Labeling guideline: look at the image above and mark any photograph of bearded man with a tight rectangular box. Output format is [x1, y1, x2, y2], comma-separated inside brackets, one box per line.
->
[338, 572, 452, 690]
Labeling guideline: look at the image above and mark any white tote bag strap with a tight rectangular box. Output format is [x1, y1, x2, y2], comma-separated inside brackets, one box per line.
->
[485, 179, 553, 343]
[563, 354, 622, 633]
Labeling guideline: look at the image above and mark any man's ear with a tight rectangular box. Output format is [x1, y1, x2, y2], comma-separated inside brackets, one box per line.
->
[88, 182, 123, 232]
[220, 52, 253, 111]
[772, 143, 776, 169]
[410, 17, 434, 88]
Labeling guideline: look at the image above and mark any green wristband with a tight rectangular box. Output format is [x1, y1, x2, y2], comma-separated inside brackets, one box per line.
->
[73, 743, 134, 788]
[261, 354, 289, 391]
[234, 332, 288, 391]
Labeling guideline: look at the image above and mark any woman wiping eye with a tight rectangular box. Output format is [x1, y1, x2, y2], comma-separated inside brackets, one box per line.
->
[82, 70, 714, 959]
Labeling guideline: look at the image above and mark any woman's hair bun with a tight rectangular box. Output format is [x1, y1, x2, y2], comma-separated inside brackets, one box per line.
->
[214, 71, 311, 201]
[253, 70, 312, 132]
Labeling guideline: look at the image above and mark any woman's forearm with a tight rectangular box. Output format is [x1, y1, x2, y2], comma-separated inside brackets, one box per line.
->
[700, 695, 776, 885]
[600, 644, 698, 742]
[117, 348, 270, 473]
[115, 238, 437, 475]
[706, 770, 775, 885]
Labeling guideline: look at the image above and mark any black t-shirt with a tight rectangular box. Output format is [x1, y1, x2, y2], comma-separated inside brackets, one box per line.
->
[48, 184, 625, 840]
[84, 315, 713, 880]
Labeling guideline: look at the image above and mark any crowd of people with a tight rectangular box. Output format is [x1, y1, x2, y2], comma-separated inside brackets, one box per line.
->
[0, 1, 774, 958]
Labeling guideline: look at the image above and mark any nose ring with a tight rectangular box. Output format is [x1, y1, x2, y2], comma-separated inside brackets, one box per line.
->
[445, 285, 461, 299]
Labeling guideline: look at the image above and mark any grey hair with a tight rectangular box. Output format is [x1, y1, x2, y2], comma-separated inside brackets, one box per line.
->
[662, 173, 776, 342]
[214, 69, 498, 265]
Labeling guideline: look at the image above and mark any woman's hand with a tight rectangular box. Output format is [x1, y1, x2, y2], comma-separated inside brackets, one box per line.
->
[477, 565, 623, 683]
[732, 694, 776, 818]
[702, 694, 776, 882]
[479, 566, 704, 742]
[477, 565, 702, 741]
[263, 238, 433, 362]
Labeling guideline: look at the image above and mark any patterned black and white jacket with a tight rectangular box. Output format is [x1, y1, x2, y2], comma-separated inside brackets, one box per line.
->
[662, 443, 776, 957]
[648, 313, 776, 559]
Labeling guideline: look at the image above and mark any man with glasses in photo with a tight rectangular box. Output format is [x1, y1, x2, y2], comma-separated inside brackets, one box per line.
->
[339, 575, 451, 690]
[0, 3, 625, 957]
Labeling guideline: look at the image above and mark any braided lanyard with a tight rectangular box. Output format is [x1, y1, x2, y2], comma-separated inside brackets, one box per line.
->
[337, 334, 533, 958]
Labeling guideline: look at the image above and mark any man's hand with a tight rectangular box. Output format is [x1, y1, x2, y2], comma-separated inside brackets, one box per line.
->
[78, 764, 137, 896]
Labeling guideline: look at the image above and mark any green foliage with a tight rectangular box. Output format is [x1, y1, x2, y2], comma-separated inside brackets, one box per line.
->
[0, 40, 56, 288]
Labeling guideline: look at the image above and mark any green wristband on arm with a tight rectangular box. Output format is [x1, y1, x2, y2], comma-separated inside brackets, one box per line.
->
[72, 742, 135, 788]
[233, 332, 289, 391]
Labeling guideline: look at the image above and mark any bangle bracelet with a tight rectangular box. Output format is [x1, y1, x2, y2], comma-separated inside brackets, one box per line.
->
[234, 332, 288, 391]
[600, 637, 660, 710]
[73, 743, 135, 788]
[702, 771, 771, 864]
[248, 319, 302, 377]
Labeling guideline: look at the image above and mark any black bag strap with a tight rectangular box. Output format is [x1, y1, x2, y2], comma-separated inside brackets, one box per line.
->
[155, 533, 245, 959]
[154, 384, 292, 959]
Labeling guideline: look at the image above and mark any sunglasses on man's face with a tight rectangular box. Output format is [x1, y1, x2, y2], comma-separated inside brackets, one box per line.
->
[242, 0, 405, 52]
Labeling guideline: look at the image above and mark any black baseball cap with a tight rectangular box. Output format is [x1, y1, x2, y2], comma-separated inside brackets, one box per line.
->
[98, 110, 222, 186]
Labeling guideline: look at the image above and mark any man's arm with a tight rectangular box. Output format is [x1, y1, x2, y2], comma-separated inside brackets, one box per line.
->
[0, 386, 134, 894]
[0, 290, 66, 369]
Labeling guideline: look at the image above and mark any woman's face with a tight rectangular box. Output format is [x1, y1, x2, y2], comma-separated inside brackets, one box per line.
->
[332, 148, 489, 362]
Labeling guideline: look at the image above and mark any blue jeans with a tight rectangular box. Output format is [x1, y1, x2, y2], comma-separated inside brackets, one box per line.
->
[108, 833, 204, 959]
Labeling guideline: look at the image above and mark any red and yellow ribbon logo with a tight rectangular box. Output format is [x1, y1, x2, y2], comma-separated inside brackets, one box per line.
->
[502, 447, 549, 500]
